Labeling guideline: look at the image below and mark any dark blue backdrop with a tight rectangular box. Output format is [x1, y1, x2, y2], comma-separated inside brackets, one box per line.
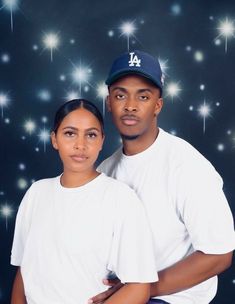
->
[0, 0, 235, 303]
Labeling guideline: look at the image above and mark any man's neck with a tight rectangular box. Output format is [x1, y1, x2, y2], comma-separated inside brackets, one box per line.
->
[122, 127, 159, 156]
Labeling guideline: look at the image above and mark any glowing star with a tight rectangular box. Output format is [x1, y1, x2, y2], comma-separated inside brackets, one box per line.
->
[1, 53, 10, 63]
[18, 163, 26, 170]
[97, 83, 108, 116]
[72, 66, 92, 95]
[170, 129, 177, 135]
[166, 82, 181, 100]
[0, 203, 13, 230]
[216, 18, 235, 52]
[43, 33, 60, 62]
[60, 74, 66, 81]
[0, 93, 10, 118]
[41, 116, 48, 123]
[214, 39, 221, 46]
[217, 143, 225, 151]
[200, 84, 205, 91]
[17, 178, 28, 190]
[66, 91, 80, 100]
[120, 21, 136, 51]
[159, 58, 169, 75]
[24, 119, 36, 134]
[0, 0, 19, 31]
[194, 51, 204, 62]
[198, 101, 212, 133]
[38, 128, 50, 152]
[108, 30, 114, 37]
[171, 4, 181, 16]
[32, 44, 38, 51]
[38, 89, 51, 101]
[189, 106, 194, 111]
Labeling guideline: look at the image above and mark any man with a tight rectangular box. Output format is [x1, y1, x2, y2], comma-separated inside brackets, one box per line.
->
[90, 50, 235, 304]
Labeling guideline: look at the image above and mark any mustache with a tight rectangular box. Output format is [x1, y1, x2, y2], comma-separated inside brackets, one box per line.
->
[121, 114, 140, 120]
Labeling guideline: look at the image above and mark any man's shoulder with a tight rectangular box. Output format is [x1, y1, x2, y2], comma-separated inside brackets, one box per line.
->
[97, 147, 122, 174]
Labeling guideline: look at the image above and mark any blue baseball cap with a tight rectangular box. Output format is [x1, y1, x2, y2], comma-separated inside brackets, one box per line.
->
[105, 50, 164, 94]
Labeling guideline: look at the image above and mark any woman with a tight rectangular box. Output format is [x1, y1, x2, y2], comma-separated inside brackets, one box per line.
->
[11, 99, 158, 304]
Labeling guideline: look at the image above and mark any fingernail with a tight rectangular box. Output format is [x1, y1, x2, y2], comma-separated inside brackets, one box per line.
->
[88, 300, 93, 304]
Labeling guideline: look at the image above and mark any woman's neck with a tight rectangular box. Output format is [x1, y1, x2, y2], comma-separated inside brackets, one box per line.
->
[60, 169, 99, 188]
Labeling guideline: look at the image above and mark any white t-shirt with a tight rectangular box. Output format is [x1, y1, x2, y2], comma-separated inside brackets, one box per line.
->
[98, 128, 235, 304]
[11, 173, 158, 304]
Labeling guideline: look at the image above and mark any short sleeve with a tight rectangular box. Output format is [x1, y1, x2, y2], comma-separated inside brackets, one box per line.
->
[107, 185, 158, 283]
[11, 185, 34, 266]
[177, 159, 235, 254]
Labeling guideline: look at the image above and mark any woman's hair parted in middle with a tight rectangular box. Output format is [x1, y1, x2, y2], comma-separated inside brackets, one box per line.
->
[53, 99, 104, 135]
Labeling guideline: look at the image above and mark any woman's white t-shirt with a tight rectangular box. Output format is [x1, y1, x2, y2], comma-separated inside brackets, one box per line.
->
[11, 173, 158, 304]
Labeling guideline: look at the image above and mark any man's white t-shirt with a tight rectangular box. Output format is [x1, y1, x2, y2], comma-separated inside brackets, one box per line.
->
[11, 173, 158, 304]
[98, 128, 235, 304]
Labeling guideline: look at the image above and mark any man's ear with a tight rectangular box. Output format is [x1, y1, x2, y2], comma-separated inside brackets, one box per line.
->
[106, 95, 111, 112]
[154, 98, 163, 116]
[51, 132, 58, 150]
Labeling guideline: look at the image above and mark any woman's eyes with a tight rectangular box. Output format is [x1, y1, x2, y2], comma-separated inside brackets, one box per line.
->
[87, 132, 97, 138]
[64, 131, 75, 137]
[63, 131, 98, 138]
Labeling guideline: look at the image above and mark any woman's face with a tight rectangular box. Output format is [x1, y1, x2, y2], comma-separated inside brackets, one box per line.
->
[51, 108, 104, 174]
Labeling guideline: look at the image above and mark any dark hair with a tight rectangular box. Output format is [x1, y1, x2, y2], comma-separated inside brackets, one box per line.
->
[53, 99, 104, 134]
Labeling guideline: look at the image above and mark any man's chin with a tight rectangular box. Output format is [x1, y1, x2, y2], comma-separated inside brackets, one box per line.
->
[120, 133, 139, 141]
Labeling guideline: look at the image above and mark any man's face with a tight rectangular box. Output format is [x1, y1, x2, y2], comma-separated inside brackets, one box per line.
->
[107, 74, 163, 140]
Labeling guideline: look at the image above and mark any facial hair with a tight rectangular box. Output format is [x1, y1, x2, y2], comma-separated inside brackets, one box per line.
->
[121, 133, 140, 141]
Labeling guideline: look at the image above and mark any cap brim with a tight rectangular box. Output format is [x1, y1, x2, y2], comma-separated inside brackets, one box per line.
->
[105, 69, 162, 92]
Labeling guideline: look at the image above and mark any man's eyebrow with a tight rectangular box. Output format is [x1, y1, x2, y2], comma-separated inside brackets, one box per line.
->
[137, 88, 154, 94]
[110, 87, 127, 93]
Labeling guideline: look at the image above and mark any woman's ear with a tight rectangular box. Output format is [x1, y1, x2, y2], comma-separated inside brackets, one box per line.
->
[100, 134, 105, 151]
[51, 132, 58, 150]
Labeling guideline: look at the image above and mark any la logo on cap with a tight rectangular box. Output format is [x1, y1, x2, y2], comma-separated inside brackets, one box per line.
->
[128, 52, 141, 67]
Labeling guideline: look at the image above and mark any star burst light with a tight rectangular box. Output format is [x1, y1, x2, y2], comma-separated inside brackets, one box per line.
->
[0, 93, 10, 118]
[66, 91, 80, 100]
[159, 58, 169, 75]
[1, 0, 19, 31]
[97, 83, 108, 116]
[38, 128, 50, 152]
[166, 82, 181, 100]
[43, 33, 60, 62]
[72, 66, 92, 95]
[120, 21, 136, 51]
[198, 100, 212, 133]
[24, 119, 36, 134]
[0, 203, 13, 230]
[216, 18, 235, 53]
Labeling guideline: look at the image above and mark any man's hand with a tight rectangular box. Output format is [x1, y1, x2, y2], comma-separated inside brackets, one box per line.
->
[88, 278, 123, 304]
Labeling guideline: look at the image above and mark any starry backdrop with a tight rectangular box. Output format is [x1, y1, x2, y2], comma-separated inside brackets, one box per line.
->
[0, 0, 235, 303]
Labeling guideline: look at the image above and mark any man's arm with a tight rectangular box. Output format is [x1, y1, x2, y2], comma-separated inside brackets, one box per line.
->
[104, 283, 150, 304]
[150, 250, 233, 296]
[89, 250, 233, 303]
[11, 267, 27, 304]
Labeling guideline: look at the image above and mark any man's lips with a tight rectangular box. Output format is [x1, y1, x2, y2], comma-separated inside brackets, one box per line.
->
[70, 154, 88, 162]
[121, 115, 140, 126]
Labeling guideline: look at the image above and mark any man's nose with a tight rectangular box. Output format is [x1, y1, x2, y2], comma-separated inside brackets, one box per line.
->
[124, 98, 138, 112]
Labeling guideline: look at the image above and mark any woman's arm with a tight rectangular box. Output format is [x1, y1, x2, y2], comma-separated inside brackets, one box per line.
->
[104, 283, 150, 304]
[11, 267, 27, 304]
